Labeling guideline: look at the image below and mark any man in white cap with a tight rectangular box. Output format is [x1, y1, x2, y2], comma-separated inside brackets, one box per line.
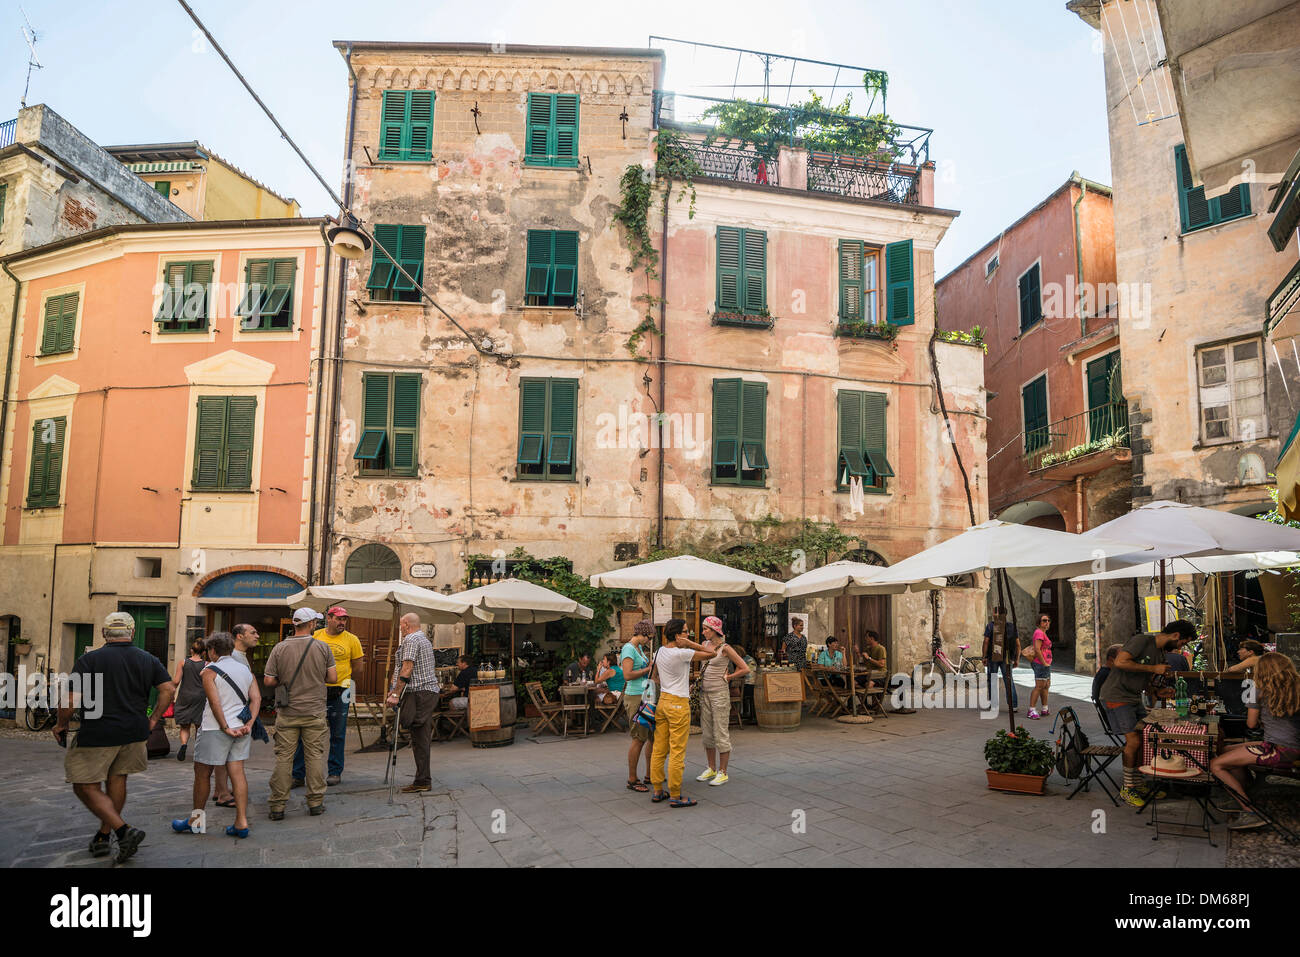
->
[264, 608, 336, 819]
[53, 611, 176, 862]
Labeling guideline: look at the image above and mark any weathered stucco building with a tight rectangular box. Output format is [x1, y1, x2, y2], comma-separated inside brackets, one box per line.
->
[323, 41, 987, 670]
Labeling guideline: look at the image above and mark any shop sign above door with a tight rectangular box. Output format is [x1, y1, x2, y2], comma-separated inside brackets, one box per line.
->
[201, 571, 301, 601]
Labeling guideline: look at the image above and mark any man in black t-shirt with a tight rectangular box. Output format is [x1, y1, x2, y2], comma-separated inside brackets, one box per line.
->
[53, 611, 175, 863]
[982, 608, 1019, 713]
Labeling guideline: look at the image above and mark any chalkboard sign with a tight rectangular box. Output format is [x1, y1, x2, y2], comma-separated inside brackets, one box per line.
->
[469, 684, 502, 732]
[763, 670, 803, 703]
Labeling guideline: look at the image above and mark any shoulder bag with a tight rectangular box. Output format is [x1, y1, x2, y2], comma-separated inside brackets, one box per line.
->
[209, 665, 270, 743]
[632, 650, 659, 732]
[274, 639, 314, 711]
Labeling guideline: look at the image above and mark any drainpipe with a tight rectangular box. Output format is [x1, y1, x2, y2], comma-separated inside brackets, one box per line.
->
[1073, 176, 1087, 338]
[321, 43, 362, 583]
[1, 262, 24, 512]
[306, 226, 334, 584]
[656, 179, 669, 549]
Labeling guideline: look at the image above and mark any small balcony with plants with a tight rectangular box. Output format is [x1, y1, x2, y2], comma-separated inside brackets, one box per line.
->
[1024, 401, 1131, 478]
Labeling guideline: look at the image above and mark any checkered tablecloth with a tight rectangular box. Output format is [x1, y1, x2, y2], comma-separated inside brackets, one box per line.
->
[1142, 719, 1211, 770]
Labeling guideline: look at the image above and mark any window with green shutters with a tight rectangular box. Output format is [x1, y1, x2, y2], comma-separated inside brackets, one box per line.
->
[838, 240, 881, 324]
[40, 292, 79, 356]
[25, 415, 66, 508]
[367, 225, 425, 302]
[1018, 262, 1042, 333]
[836, 390, 893, 491]
[236, 258, 296, 331]
[153, 181, 171, 198]
[711, 378, 769, 486]
[378, 90, 435, 162]
[356, 373, 421, 477]
[884, 239, 913, 326]
[1175, 144, 1251, 233]
[191, 396, 257, 491]
[524, 93, 579, 168]
[517, 377, 578, 481]
[156, 261, 214, 332]
[524, 230, 578, 306]
[716, 227, 767, 316]
[1022, 375, 1049, 452]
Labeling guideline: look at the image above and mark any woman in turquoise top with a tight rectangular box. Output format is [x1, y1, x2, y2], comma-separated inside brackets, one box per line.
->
[595, 651, 625, 704]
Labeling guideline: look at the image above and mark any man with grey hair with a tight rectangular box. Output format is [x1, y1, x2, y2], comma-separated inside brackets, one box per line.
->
[264, 608, 336, 819]
[53, 611, 175, 862]
[386, 613, 439, 793]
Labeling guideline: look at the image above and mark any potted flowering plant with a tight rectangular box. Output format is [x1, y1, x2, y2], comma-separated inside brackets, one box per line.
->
[984, 726, 1054, 794]
[8, 635, 31, 656]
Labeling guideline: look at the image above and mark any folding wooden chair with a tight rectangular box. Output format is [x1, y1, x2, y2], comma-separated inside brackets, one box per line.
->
[801, 670, 826, 717]
[439, 706, 468, 741]
[729, 684, 744, 726]
[814, 668, 850, 718]
[525, 681, 563, 736]
[593, 690, 626, 734]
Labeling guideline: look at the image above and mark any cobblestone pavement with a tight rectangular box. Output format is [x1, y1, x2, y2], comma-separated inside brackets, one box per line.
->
[0, 674, 1282, 868]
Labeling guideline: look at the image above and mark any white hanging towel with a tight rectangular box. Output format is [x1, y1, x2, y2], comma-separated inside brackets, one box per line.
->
[849, 475, 866, 516]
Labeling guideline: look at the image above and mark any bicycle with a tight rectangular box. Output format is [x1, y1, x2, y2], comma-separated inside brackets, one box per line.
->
[24, 669, 56, 733]
[927, 640, 983, 678]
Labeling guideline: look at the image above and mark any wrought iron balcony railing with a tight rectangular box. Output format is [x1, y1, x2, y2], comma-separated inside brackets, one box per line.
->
[0, 119, 16, 150]
[807, 152, 920, 204]
[677, 139, 778, 187]
[1024, 400, 1130, 473]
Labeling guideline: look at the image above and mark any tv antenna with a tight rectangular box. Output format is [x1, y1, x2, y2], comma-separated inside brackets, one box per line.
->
[20, 7, 43, 109]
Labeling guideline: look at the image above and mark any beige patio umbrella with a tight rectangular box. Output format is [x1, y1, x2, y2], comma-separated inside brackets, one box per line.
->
[590, 554, 786, 599]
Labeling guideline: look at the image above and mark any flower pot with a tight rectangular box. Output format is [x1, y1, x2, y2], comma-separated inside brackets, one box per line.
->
[985, 769, 1048, 794]
[13, 643, 31, 656]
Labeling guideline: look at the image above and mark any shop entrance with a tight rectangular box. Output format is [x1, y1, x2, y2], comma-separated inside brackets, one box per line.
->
[832, 594, 892, 664]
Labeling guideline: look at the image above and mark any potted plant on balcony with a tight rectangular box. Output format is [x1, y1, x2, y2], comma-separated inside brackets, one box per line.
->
[984, 726, 1054, 794]
[7, 634, 31, 656]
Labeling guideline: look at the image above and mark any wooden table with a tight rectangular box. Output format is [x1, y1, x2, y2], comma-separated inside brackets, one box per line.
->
[559, 684, 594, 737]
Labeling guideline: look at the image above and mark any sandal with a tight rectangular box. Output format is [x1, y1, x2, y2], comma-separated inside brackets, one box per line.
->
[650, 790, 670, 803]
[225, 825, 251, 839]
[669, 796, 698, 808]
[213, 799, 236, 808]
[171, 819, 195, 833]
[626, 779, 650, 792]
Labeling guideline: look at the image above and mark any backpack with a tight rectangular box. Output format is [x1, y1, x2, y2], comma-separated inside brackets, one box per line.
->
[1051, 707, 1089, 780]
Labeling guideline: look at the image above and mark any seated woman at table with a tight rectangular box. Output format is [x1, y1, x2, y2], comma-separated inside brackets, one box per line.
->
[594, 651, 625, 705]
[1210, 652, 1300, 831]
[818, 637, 847, 686]
[1224, 640, 1266, 675]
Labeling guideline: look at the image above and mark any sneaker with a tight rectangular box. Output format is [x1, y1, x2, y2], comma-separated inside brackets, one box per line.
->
[326, 775, 341, 786]
[1227, 812, 1268, 831]
[1119, 787, 1148, 808]
[709, 771, 729, 787]
[696, 768, 717, 782]
[308, 805, 326, 816]
[176, 743, 187, 762]
[268, 810, 285, 821]
[1026, 709, 1041, 720]
[1041, 707, 1050, 717]
[291, 778, 305, 789]
[88, 832, 112, 858]
[113, 826, 146, 864]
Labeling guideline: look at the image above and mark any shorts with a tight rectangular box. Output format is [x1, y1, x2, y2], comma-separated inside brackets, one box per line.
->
[65, 739, 148, 784]
[451, 697, 468, 710]
[1031, 662, 1051, 681]
[624, 693, 650, 742]
[193, 728, 252, 765]
[1247, 741, 1300, 769]
[1104, 701, 1146, 736]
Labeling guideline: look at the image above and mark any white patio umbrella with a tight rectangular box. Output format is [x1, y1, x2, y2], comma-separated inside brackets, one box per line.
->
[1070, 551, 1300, 582]
[590, 554, 786, 599]
[445, 578, 594, 683]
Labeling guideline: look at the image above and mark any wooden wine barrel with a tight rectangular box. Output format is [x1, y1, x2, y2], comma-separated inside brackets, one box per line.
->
[469, 680, 517, 748]
[753, 675, 801, 732]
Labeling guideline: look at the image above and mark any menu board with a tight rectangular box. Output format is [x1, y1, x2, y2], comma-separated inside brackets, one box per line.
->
[764, 670, 804, 703]
[468, 684, 501, 732]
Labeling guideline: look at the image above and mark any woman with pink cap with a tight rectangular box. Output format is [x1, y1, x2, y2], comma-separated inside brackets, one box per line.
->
[697, 616, 750, 787]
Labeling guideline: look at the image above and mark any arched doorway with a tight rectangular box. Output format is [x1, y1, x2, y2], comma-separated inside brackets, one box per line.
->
[343, 544, 404, 698]
[835, 549, 893, 665]
[345, 544, 401, 583]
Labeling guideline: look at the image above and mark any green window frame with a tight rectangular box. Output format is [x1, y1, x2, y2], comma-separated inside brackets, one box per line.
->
[0, 183, 7, 230]
[1175, 144, 1251, 233]
[357, 372, 421, 477]
[524, 230, 579, 306]
[836, 390, 892, 491]
[378, 90, 435, 162]
[156, 260, 214, 332]
[40, 292, 79, 356]
[524, 93, 579, 168]
[153, 181, 171, 198]
[236, 258, 296, 331]
[1018, 262, 1042, 333]
[1022, 375, 1049, 453]
[838, 240, 881, 324]
[884, 239, 913, 325]
[192, 396, 257, 491]
[716, 227, 767, 316]
[712, 378, 769, 486]
[517, 377, 578, 481]
[366, 224, 425, 302]
[26, 415, 66, 508]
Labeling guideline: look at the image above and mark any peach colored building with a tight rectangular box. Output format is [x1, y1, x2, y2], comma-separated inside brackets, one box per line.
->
[937, 173, 1129, 671]
[0, 218, 329, 678]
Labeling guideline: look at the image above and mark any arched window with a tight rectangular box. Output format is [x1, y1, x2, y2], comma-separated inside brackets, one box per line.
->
[345, 544, 402, 583]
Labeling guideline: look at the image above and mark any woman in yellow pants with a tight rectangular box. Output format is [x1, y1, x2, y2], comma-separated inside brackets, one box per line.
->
[649, 618, 719, 808]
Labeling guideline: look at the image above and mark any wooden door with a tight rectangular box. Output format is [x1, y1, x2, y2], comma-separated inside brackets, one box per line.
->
[348, 616, 397, 698]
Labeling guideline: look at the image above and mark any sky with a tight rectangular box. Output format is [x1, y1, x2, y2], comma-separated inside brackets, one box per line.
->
[3, 0, 1111, 276]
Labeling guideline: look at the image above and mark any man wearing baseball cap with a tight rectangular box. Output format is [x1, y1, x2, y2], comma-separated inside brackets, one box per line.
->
[53, 611, 176, 862]
[264, 608, 336, 819]
[292, 606, 364, 787]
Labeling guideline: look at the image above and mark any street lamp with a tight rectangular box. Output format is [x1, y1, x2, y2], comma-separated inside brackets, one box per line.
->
[326, 214, 371, 260]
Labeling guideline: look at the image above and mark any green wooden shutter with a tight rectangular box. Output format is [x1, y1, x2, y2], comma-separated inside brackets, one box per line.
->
[26, 416, 65, 507]
[716, 227, 741, 312]
[193, 397, 227, 489]
[407, 91, 434, 160]
[223, 396, 256, 489]
[526, 94, 554, 165]
[837, 390, 869, 481]
[361, 374, 390, 471]
[518, 379, 548, 465]
[187, 261, 213, 323]
[712, 378, 741, 477]
[1175, 145, 1213, 232]
[57, 293, 78, 353]
[26, 421, 48, 506]
[553, 95, 579, 167]
[239, 259, 270, 321]
[367, 224, 400, 291]
[1023, 377, 1049, 452]
[861, 391, 893, 480]
[158, 263, 187, 321]
[264, 259, 296, 324]
[379, 91, 407, 160]
[41, 294, 66, 354]
[525, 230, 553, 299]
[393, 225, 425, 292]
[547, 378, 578, 470]
[740, 381, 769, 471]
[1018, 264, 1042, 332]
[390, 374, 420, 476]
[552, 231, 578, 299]
[740, 229, 767, 314]
[838, 240, 865, 321]
[885, 239, 914, 325]
[1213, 182, 1250, 222]
[1087, 352, 1122, 439]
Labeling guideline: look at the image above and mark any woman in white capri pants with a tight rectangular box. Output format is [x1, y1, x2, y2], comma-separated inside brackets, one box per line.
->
[696, 616, 750, 787]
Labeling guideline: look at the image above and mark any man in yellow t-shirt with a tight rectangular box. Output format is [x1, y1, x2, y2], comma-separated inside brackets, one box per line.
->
[292, 606, 365, 787]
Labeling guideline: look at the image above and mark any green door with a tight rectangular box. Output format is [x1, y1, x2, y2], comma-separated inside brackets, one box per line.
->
[73, 623, 94, 662]
[121, 604, 169, 710]
[1086, 352, 1122, 440]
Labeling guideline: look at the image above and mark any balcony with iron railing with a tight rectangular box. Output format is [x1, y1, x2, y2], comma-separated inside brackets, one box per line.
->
[1024, 400, 1131, 478]
[0, 118, 16, 150]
